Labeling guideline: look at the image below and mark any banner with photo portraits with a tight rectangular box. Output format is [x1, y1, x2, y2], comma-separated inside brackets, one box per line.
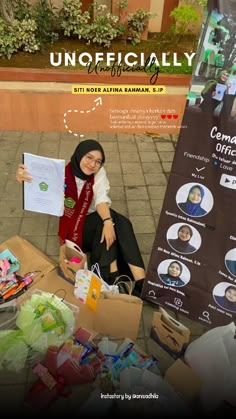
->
[142, 0, 236, 328]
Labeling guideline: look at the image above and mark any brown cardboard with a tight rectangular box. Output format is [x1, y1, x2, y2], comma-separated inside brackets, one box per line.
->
[95, 292, 143, 340]
[165, 359, 202, 403]
[0, 235, 56, 282]
[150, 307, 190, 358]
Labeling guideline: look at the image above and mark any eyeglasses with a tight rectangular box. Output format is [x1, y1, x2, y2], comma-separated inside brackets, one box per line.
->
[85, 154, 103, 168]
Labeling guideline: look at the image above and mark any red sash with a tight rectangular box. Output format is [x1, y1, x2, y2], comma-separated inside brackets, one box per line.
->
[58, 162, 94, 248]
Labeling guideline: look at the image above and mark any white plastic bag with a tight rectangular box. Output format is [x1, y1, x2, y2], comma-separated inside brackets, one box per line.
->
[184, 321, 236, 411]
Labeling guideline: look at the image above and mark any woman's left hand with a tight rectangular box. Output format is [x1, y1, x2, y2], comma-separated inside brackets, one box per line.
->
[100, 222, 116, 250]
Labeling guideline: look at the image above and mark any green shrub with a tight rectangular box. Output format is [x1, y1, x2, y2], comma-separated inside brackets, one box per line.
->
[13, 0, 59, 49]
[0, 18, 18, 59]
[170, 5, 200, 36]
[13, 18, 40, 53]
[60, 0, 155, 47]
[59, 0, 90, 39]
[88, 3, 122, 48]
[127, 8, 155, 45]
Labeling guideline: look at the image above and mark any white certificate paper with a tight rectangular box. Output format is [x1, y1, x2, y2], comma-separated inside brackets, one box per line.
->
[228, 78, 236, 95]
[213, 83, 227, 101]
[23, 153, 65, 216]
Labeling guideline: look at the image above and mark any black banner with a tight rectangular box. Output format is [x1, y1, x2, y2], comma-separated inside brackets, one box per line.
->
[142, 0, 236, 328]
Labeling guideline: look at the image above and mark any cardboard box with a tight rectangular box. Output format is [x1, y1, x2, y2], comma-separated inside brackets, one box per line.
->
[0, 235, 56, 283]
[150, 307, 190, 358]
[165, 359, 202, 404]
[0, 235, 57, 330]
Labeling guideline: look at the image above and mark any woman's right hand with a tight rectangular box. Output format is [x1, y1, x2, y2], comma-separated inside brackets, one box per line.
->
[16, 164, 33, 183]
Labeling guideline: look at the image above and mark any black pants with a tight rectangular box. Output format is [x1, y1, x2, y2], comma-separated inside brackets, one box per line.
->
[199, 97, 221, 114]
[220, 95, 235, 118]
[82, 209, 145, 282]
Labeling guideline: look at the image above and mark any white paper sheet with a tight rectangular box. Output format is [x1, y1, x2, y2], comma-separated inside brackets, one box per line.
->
[213, 83, 227, 101]
[23, 153, 65, 216]
[228, 78, 236, 95]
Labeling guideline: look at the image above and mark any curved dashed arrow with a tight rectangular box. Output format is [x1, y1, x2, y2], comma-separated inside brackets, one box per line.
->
[63, 97, 102, 136]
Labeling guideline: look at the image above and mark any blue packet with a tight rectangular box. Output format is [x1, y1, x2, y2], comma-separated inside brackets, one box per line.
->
[139, 355, 158, 369]
[102, 354, 120, 370]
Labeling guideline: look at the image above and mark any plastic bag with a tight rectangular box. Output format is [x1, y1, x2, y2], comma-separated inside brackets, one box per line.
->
[184, 321, 236, 411]
[74, 264, 103, 311]
[16, 289, 79, 353]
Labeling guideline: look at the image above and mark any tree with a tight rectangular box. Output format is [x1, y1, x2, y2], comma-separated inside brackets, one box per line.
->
[0, 0, 14, 24]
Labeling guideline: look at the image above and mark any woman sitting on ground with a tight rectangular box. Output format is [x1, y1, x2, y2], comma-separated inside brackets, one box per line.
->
[16, 139, 145, 296]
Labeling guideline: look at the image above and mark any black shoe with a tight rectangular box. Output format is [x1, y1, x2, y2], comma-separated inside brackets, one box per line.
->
[132, 278, 145, 298]
[108, 271, 120, 285]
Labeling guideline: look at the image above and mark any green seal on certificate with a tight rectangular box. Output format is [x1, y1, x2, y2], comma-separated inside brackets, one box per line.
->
[39, 182, 48, 191]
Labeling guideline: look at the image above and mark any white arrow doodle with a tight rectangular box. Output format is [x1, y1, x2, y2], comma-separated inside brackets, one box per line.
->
[63, 97, 103, 136]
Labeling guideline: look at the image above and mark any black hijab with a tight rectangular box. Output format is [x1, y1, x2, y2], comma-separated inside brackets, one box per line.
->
[70, 139, 105, 180]
[174, 225, 193, 252]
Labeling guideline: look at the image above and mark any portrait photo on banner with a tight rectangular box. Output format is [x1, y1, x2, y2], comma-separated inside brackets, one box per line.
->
[225, 248, 236, 277]
[157, 258, 191, 288]
[166, 222, 202, 255]
[213, 282, 236, 313]
[176, 182, 214, 217]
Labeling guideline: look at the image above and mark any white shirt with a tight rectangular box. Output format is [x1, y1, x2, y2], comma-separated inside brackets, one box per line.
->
[75, 167, 111, 214]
